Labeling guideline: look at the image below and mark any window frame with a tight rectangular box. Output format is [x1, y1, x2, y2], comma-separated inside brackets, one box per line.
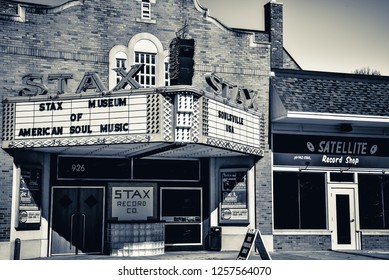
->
[273, 171, 327, 230]
[134, 51, 157, 88]
[109, 33, 166, 90]
[358, 174, 389, 230]
[141, 0, 151, 20]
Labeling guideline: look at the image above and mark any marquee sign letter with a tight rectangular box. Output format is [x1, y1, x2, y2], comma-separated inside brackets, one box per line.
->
[48, 74, 73, 95]
[19, 74, 49, 96]
[112, 64, 144, 90]
[76, 72, 107, 93]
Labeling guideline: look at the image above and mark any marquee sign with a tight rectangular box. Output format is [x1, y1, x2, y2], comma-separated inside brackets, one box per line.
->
[2, 69, 264, 157]
[14, 94, 147, 140]
[204, 98, 261, 150]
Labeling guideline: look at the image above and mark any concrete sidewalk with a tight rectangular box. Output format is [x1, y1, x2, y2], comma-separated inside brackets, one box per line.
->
[34, 250, 389, 260]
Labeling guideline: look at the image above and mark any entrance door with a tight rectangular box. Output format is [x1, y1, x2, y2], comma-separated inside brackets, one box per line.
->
[329, 186, 357, 250]
[50, 187, 105, 255]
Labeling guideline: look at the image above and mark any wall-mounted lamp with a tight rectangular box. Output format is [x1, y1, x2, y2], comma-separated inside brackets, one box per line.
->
[299, 161, 310, 171]
[340, 123, 353, 132]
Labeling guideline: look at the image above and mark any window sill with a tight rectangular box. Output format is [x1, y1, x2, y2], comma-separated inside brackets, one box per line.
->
[273, 230, 332, 235]
[136, 18, 156, 24]
[358, 230, 389, 235]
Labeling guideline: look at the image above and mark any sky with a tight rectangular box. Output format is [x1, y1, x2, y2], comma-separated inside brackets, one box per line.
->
[200, 0, 389, 76]
[10, 0, 389, 75]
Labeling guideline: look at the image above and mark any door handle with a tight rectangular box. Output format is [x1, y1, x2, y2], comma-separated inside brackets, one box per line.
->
[81, 214, 86, 249]
[70, 213, 75, 250]
[350, 219, 355, 223]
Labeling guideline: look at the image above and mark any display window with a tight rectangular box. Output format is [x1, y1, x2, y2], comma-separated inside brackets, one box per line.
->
[358, 174, 389, 230]
[273, 172, 326, 230]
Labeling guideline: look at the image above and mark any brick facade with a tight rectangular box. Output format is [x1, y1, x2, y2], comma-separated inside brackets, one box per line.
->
[273, 235, 332, 251]
[0, 0, 282, 256]
[361, 235, 389, 251]
[8, 0, 385, 257]
[0, 149, 12, 241]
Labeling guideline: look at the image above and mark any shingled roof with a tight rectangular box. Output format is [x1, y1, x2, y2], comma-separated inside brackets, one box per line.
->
[272, 69, 389, 117]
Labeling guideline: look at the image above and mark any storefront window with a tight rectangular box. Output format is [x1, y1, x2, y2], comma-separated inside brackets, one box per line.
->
[274, 172, 326, 230]
[359, 174, 389, 229]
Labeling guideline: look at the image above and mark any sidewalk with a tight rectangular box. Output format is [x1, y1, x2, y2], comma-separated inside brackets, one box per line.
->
[35, 250, 389, 260]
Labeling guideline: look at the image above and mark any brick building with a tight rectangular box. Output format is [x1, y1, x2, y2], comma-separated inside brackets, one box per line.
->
[0, 0, 297, 259]
[2, 0, 388, 260]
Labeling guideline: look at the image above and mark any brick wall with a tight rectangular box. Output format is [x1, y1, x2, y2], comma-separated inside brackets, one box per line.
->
[273, 235, 332, 251]
[265, 2, 283, 69]
[0, 149, 13, 241]
[0, 1, 18, 14]
[361, 235, 389, 251]
[0, 0, 274, 94]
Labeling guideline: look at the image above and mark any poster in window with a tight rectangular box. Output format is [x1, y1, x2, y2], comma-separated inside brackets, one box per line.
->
[219, 169, 249, 224]
[17, 166, 42, 230]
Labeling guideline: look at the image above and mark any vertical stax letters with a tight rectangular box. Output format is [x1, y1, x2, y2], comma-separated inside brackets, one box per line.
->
[205, 72, 258, 110]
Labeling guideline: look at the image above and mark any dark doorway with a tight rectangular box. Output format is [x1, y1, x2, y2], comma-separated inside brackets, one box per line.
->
[51, 187, 104, 255]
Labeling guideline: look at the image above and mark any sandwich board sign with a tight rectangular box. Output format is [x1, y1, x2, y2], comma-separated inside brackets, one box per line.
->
[237, 228, 271, 260]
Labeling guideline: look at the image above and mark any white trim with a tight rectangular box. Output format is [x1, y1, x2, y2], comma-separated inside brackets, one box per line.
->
[328, 185, 359, 250]
[358, 230, 389, 235]
[274, 111, 389, 124]
[109, 33, 165, 89]
[108, 45, 128, 90]
[128, 33, 165, 87]
[273, 230, 332, 235]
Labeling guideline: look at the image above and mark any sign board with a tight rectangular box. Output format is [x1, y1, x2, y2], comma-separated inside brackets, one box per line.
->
[220, 169, 249, 225]
[205, 98, 261, 149]
[273, 134, 389, 168]
[254, 230, 272, 260]
[13, 94, 147, 141]
[17, 166, 42, 230]
[237, 229, 271, 260]
[57, 156, 131, 180]
[3, 86, 265, 157]
[109, 183, 157, 221]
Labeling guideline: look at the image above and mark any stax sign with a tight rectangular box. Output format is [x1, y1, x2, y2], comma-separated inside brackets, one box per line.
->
[18, 67, 259, 111]
[18, 64, 144, 96]
[205, 72, 259, 111]
[112, 187, 153, 221]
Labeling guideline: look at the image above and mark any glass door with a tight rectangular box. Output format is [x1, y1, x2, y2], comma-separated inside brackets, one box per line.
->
[329, 185, 357, 250]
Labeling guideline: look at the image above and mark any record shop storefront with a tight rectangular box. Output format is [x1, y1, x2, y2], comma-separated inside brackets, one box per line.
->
[2, 78, 264, 257]
[270, 69, 389, 252]
[273, 134, 389, 251]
